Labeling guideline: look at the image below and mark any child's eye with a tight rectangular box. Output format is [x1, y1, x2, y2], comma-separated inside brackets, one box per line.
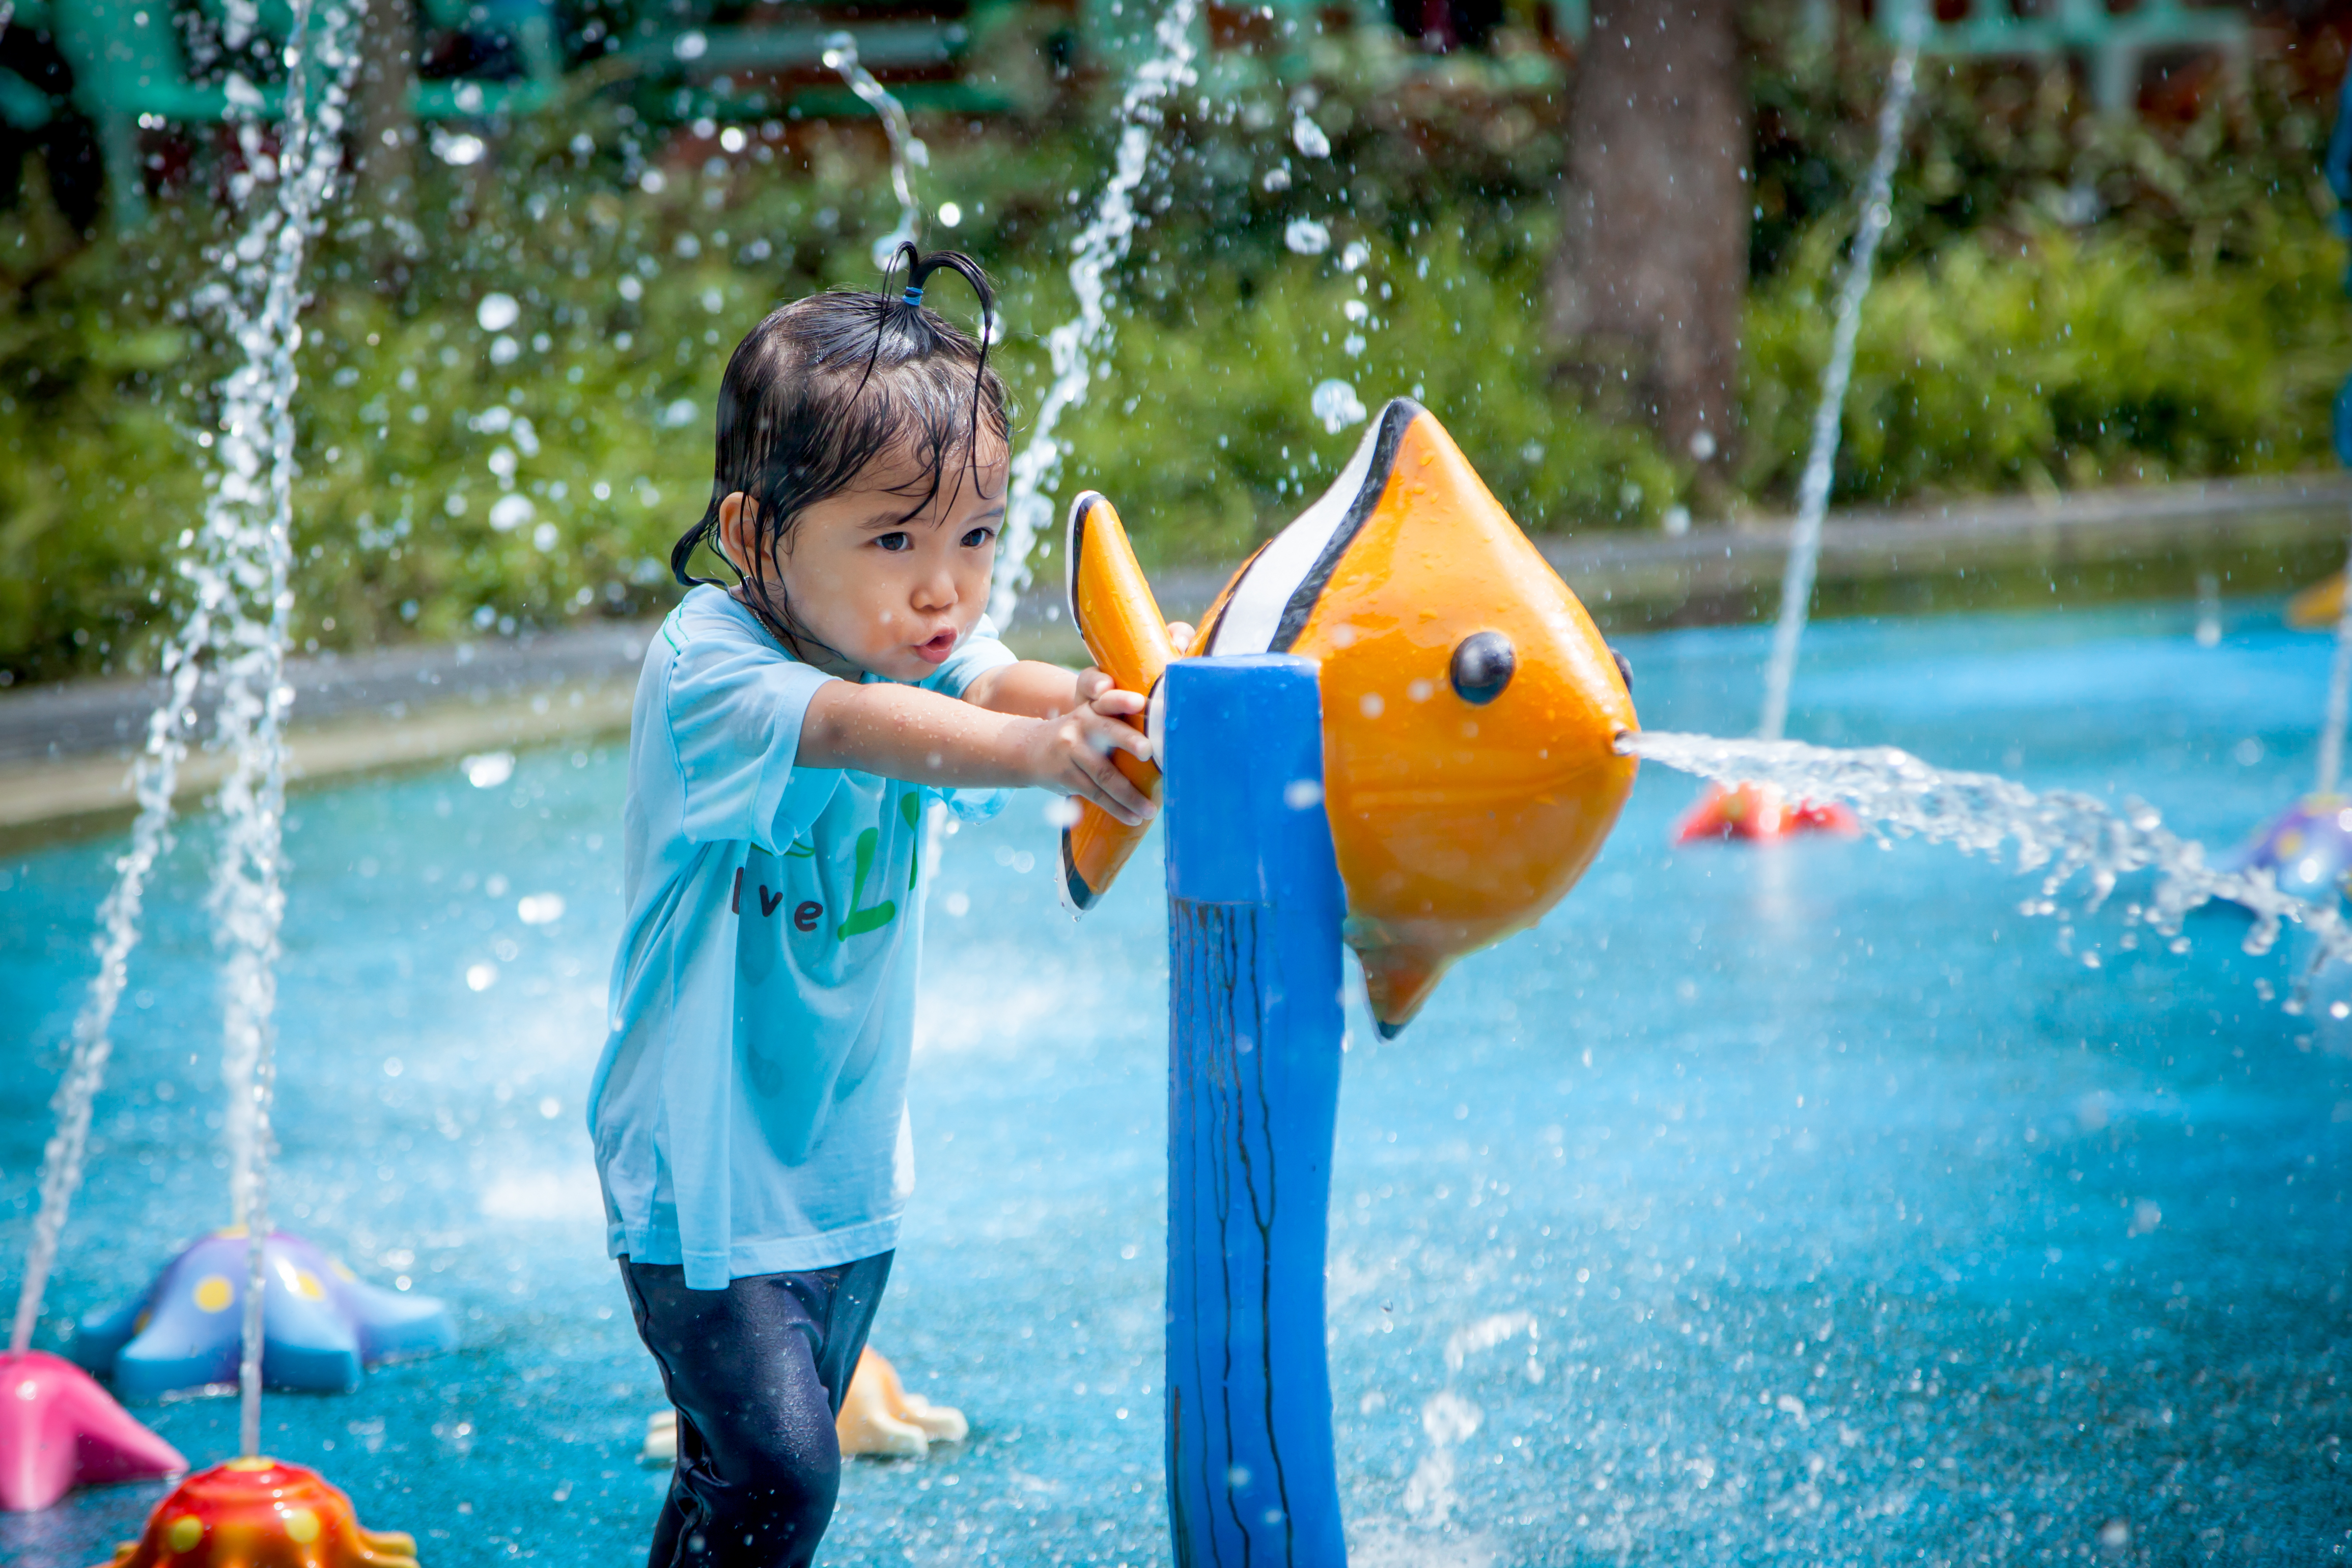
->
[959, 526, 997, 549]
[875, 532, 912, 552]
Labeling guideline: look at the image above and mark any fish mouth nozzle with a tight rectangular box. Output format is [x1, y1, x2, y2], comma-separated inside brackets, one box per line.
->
[1612, 730, 1637, 757]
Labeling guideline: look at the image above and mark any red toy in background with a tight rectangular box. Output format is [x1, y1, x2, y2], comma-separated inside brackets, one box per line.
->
[102, 1456, 418, 1568]
[1672, 781, 1861, 845]
[0, 1350, 184, 1514]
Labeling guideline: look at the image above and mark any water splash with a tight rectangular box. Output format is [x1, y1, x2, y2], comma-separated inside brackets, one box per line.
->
[1624, 730, 2352, 974]
[3, 748, 185, 1356]
[1755, 33, 1920, 742]
[1315, 236, 1378, 432]
[5, 529, 222, 1356]
[1403, 1313, 1541, 1530]
[1311, 377, 1367, 433]
[989, 0, 1201, 625]
[1403, 1390, 1482, 1528]
[1271, 90, 1379, 436]
[2194, 570, 2223, 649]
[821, 32, 930, 270]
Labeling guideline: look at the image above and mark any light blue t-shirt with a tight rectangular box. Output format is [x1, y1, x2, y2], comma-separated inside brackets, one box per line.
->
[589, 585, 1016, 1289]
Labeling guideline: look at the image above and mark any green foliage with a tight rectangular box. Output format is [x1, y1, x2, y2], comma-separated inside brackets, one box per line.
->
[1030, 222, 1679, 571]
[2, 46, 2345, 684]
[1743, 207, 2350, 503]
[0, 234, 210, 682]
[1746, 9, 2339, 281]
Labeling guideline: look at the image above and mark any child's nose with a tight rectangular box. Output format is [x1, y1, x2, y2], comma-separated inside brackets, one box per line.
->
[910, 567, 956, 611]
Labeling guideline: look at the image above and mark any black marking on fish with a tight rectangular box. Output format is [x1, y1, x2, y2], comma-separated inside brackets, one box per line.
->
[1270, 398, 1419, 655]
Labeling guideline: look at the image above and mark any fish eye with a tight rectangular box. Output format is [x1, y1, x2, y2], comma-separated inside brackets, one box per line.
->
[1449, 631, 1515, 706]
[1610, 646, 1633, 693]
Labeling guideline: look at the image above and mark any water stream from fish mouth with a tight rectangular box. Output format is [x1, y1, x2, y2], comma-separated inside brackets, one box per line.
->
[1622, 727, 2348, 992]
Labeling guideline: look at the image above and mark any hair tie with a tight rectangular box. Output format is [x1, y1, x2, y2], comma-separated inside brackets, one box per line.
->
[902, 285, 925, 307]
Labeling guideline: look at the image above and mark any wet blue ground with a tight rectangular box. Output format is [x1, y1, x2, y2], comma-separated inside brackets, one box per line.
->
[2, 600, 2347, 1567]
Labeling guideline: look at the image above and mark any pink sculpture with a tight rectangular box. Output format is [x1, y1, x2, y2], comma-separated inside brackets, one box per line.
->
[0, 1350, 186, 1513]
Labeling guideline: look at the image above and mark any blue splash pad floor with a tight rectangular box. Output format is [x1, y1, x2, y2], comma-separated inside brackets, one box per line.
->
[3, 600, 2348, 1567]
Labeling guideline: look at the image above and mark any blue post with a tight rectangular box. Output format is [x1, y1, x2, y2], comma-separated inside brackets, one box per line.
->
[1162, 655, 1349, 1568]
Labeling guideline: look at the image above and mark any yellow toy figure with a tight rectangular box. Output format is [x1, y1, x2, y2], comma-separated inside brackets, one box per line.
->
[642, 1348, 967, 1466]
[2289, 572, 2347, 630]
[1056, 397, 1639, 1033]
[830, 1348, 969, 1459]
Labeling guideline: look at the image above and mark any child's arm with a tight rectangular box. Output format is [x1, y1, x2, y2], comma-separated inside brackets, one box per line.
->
[958, 621, 1196, 719]
[798, 677, 1156, 825]
[957, 661, 1094, 720]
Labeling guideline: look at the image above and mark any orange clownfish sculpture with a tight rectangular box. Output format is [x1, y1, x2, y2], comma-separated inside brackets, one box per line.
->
[1055, 397, 1640, 1035]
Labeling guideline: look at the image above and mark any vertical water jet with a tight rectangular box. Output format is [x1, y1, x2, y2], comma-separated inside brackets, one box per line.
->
[1754, 31, 1920, 745]
[822, 32, 930, 270]
[1675, 26, 1918, 847]
[991, 0, 1201, 625]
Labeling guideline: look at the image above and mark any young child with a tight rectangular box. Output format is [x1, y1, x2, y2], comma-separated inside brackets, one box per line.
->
[588, 249, 1158, 1567]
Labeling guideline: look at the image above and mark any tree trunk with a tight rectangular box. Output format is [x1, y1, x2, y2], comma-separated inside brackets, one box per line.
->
[355, 0, 417, 263]
[1548, 0, 1749, 498]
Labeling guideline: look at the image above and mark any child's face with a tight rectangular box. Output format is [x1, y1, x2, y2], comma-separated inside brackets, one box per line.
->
[723, 444, 1010, 682]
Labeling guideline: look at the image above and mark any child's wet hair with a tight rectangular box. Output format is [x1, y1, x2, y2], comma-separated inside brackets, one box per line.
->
[671, 245, 1008, 595]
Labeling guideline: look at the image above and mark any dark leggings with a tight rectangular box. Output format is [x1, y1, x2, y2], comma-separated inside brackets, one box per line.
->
[620, 1252, 893, 1568]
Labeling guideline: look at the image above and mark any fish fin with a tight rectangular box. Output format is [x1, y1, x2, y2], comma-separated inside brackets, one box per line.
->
[1059, 492, 1169, 912]
[1358, 942, 1450, 1036]
[1056, 829, 1098, 914]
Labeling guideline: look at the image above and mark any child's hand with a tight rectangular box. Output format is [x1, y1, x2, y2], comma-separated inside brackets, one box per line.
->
[1069, 667, 1134, 714]
[1027, 674, 1154, 825]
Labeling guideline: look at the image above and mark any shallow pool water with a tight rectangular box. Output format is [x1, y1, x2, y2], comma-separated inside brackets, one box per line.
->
[3, 601, 2347, 1567]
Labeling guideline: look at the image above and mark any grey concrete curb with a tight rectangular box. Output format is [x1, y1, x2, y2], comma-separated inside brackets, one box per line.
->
[6, 472, 2347, 835]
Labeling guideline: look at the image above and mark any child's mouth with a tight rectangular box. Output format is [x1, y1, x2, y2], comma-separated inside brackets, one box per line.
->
[913, 629, 958, 664]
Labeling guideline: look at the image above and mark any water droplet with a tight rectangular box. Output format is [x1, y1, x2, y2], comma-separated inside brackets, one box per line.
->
[462, 752, 515, 789]
[475, 293, 520, 332]
[1310, 379, 1365, 433]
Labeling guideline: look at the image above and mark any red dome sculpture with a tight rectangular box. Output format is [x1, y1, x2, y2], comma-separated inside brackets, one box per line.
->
[1673, 780, 1860, 845]
[104, 1457, 416, 1568]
